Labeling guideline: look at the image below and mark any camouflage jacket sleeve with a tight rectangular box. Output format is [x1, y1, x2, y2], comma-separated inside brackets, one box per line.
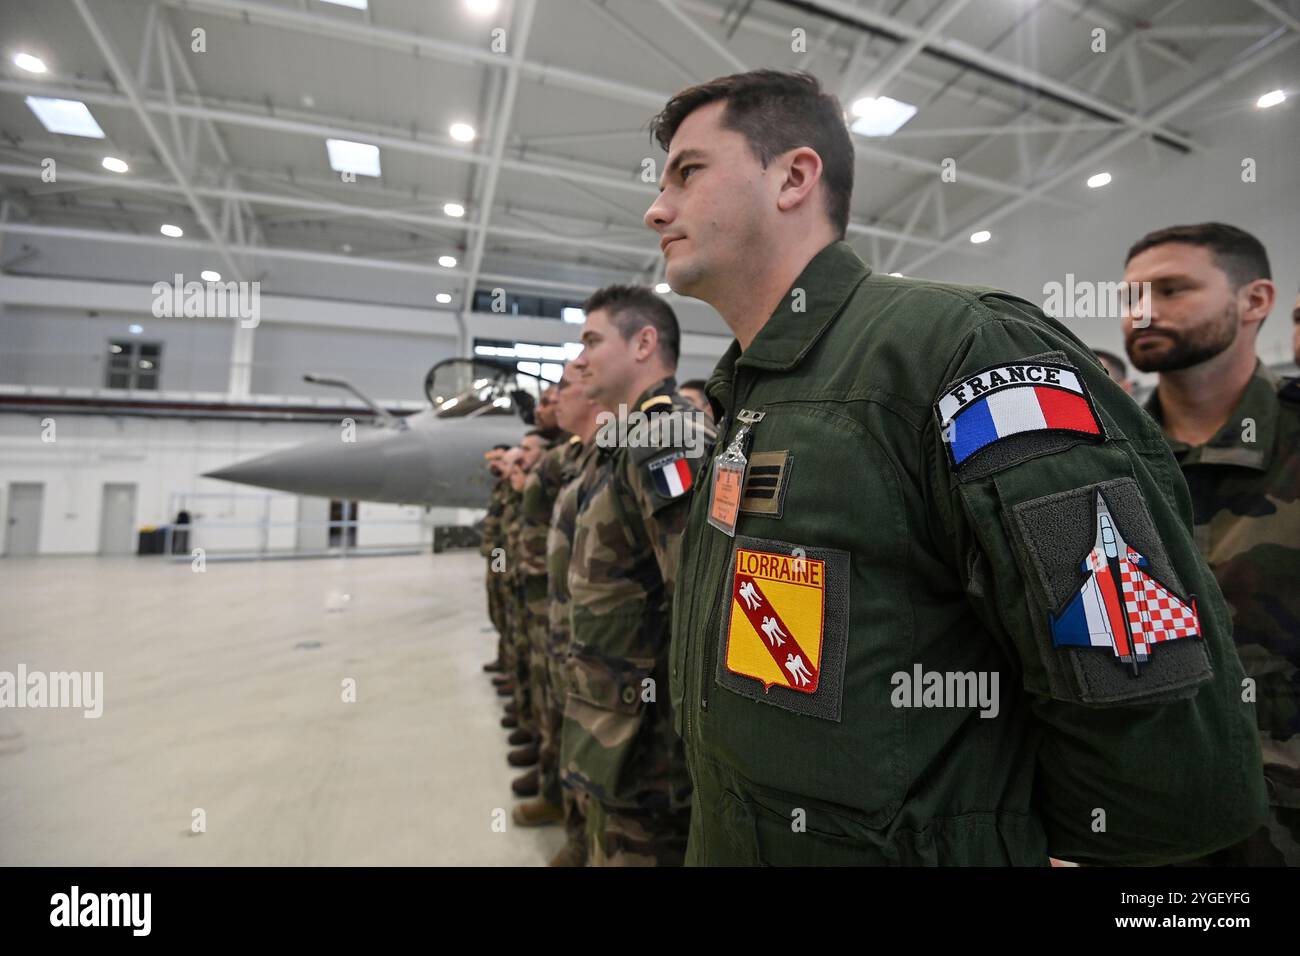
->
[518, 447, 567, 578]
[624, 405, 717, 599]
[923, 294, 1267, 865]
[479, 481, 505, 557]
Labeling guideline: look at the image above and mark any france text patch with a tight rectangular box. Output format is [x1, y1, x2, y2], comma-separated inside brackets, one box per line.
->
[935, 360, 1102, 469]
[647, 450, 693, 498]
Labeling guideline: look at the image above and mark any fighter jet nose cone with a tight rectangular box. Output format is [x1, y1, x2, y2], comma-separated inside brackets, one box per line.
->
[203, 440, 389, 501]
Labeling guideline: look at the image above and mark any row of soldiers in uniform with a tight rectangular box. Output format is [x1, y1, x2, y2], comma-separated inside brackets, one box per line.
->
[470, 70, 1295, 868]
[478, 286, 714, 865]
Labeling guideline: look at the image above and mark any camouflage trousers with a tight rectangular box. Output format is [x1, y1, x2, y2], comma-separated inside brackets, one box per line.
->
[508, 583, 534, 731]
[510, 580, 546, 732]
[536, 653, 567, 807]
[565, 786, 590, 866]
[538, 651, 587, 859]
[485, 563, 509, 662]
[586, 802, 690, 867]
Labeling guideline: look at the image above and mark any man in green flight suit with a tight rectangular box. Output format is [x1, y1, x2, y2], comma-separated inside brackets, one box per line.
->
[1122, 222, 1299, 865]
[642, 70, 1266, 866]
[561, 284, 716, 865]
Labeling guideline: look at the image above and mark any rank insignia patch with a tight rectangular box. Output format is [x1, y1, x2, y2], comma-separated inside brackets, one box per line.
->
[934, 359, 1103, 469]
[647, 450, 693, 499]
[1050, 491, 1201, 675]
[739, 450, 792, 517]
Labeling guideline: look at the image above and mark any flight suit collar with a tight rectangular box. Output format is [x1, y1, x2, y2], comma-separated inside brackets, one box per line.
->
[706, 241, 871, 412]
[1144, 360, 1278, 471]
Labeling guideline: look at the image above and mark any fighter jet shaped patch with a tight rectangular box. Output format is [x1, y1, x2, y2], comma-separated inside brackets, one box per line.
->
[1049, 491, 1201, 675]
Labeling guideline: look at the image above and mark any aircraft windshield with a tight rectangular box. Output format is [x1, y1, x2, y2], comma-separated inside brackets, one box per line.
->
[423, 359, 546, 422]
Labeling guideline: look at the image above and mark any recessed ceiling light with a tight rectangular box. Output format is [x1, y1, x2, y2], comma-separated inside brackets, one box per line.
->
[848, 95, 918, 137]
[160, 224, 183, 238]
[435, 292, 452, 304]
[654, 282, 671, 294]
[1256, 89, 1286, 109]
[438, 255, 457, 268]
[201, 270, 221, 282]
[561, 308, 585, 325]
[14, 53, 47, 74]
[325, 138, 381, 177]
[970, 230, 991, 244]
[465, 0, 499, 14]
[340, 243, 353, 254]
[101, 156, 129, 173]
[25, 96, 106, 138]
[889, 272, 903, 277]
[444, 202, 465, 218]
[321, 0, 368, 9]
[449, 123, 476, 143]
[1086, 172, 1112, 189]
[128, 324, 144, 335]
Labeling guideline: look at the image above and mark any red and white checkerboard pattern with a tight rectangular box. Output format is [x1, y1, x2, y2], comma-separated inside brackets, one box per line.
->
[1119, 554, 1200, 658]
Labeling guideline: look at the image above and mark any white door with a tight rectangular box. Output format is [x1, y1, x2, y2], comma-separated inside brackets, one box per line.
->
[4, 483, 43, 556]
[99, 483, 137, 555]
[296, 496, 330, 551]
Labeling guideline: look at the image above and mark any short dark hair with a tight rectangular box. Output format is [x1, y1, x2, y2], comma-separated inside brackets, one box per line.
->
[1125, 222, 1271, 290]
[491, 443, 511, 451]
[649, 70, 854, 241]
[583, 284, 680, 369]
[680, 379, 707, 392]
[1093, 349, 1127, 380]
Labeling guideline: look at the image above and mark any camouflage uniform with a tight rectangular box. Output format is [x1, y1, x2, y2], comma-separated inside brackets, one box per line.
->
[1146, 364, 1300, 865]
[561, 379, 716, 865]
[501, 486, 529, 726]
[481, 478, 510, 662]
[518, 437, 578, 794]
[543, 437, 596, 854]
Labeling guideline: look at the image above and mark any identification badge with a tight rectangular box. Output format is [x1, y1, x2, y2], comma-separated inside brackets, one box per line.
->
[707, 409, 764, 537]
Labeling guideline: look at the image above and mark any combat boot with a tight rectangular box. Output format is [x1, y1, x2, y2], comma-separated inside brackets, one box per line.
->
[512, 798, 563, 827]
[507, 743, 539, 767]
[511, 768, 540, 797]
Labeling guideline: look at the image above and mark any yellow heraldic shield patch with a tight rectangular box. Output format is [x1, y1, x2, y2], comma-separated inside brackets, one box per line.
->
[726, 547, 828, 693]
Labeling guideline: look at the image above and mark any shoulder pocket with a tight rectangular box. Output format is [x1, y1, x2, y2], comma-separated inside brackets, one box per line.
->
[996, 475, 1212, 706]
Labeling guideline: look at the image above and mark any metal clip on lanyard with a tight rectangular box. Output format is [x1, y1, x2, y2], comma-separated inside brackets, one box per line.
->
[706, 409, 764, 537]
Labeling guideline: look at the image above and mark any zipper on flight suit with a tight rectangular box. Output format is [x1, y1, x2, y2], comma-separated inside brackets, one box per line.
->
[685, 383, 759, 733]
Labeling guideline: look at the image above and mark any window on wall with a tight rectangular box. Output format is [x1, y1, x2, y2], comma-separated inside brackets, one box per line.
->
[471, 289, 586, 321]
[106, 340, 162, 390]
[473, 338, 582, 383]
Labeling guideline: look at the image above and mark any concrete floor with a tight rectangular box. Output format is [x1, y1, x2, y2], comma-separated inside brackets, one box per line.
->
[0, 551, 565, 865]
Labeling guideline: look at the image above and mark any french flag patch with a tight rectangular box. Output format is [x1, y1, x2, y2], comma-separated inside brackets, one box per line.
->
[649, 452, 694, 499]
[934, 360, 1103, 468]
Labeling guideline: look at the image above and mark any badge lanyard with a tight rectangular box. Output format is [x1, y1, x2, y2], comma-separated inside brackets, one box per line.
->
[707, 408, 764, 537]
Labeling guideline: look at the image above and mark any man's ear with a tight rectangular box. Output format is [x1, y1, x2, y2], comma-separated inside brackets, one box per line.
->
[635, 325, 660, 363]
[1240, 278, 1276, 329]
[776, 146, 823, 214]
